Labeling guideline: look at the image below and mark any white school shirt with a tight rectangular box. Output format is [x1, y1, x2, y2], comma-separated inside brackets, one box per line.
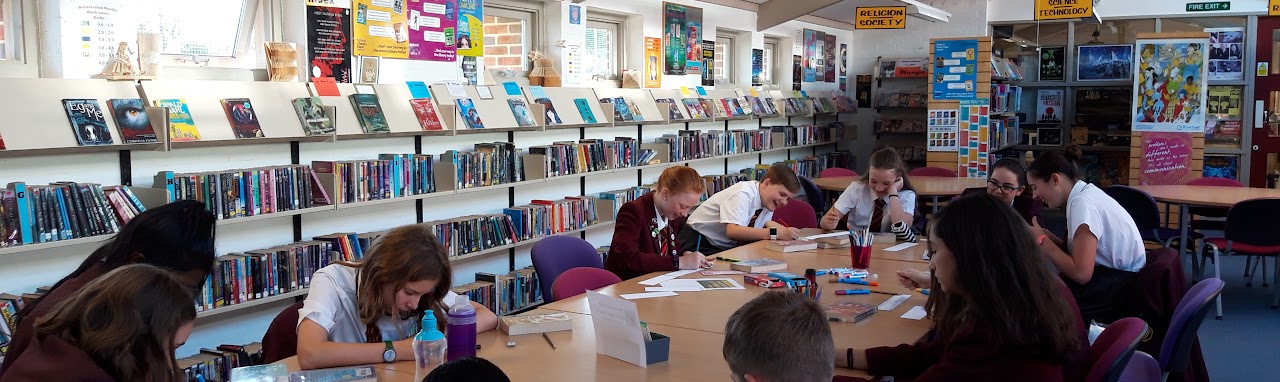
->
[1065, 180, 1147, 272]
[687, 181, 771, 249]
[298, 264, 459, 343]
[831, 181, 917, 232]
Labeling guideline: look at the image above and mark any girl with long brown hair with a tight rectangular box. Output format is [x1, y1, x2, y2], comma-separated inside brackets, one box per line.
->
[820, 148, 917, 241]
[0, 264, 197, 382]
[296, 224, 498, 369]
[605, 166, 711, 280]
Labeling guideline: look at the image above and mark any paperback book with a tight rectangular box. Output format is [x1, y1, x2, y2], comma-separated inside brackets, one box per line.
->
[348, 94, 389, 133]
[730, 258, 788, 273]
[765, 240, 817, 253]
[154, 99, 202, 142]
[457, 98, 485, 129]
[499, 312, 574, 335]
[408, 98, 444, 131]
[682, 98, 708, 119]
[62, 99, 114, 146]
[574, 98, 598, 124]
[290, 97, 336, 136]
[825, 301, 877, 323]
[221, 98, 265, 139]
[508, 99, 538, 127]
[624, 97, 645, 121]
[533, 98, 563, 125]
[107, 99, 159, 144]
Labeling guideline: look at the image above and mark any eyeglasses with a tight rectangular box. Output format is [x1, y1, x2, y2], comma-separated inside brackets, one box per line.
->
[986, 179, 1024, 194]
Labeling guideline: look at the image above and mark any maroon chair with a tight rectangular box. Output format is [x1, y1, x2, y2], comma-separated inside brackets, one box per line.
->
[1085, 317, 1148, 382]
[907, 166, 958, 177]
[532, 236, 605, 302]
[1203, 198, 1280, 316]
[771, 199, 818, 229]
[818, 168, 858, 178]
[260, 301, 305, 364]
[1183, 178, 1245, 277]
[551, 267, 622, 301]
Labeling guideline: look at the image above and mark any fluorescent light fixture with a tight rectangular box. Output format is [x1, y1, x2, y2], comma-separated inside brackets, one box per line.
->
[898, 0, 950, 23]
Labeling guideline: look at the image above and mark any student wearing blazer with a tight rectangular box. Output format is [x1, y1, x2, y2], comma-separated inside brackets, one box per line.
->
[820, 148, 918, 242]
[605, 166, 712, 280]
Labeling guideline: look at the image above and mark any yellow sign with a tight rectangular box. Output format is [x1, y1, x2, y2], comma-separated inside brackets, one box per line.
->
[352, 0, 409, 58]
[1034, 0, 1092, 20]
[1271, 0, 1280, 15]
[855, 7, 906, 30]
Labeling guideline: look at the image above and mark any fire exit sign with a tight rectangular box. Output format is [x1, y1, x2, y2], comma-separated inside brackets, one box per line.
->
[1186, 2, 1230, 11]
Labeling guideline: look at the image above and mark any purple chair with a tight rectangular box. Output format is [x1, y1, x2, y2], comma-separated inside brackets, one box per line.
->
[1202, 199, 1280, 316]
[1105, 186, 1206, 276]
[797, 176, 825, 214]
[818, 168, 858, 178]
[907, 166, 958, 177]
[1120, 351, 1162, 382]
[1157, 278, 1223, 382]
[531, 236, 604, 303]
[551, 267, 622, 301]
[771, 198, 818, 229]
[260, 301, 305, 364]
[1086, 317, 1149, 382]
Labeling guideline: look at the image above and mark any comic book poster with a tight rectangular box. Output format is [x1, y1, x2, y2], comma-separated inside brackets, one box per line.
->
[824, 34, 836, 83]
[306, 0, 353, 83]
[455, 0, 483, 57]
[1133, 38, 1209, 132]
[802, 29, 817, 82]
[352, 0, 409, 58]
[684, 6, 702, 75]
[663, 2, 686, 75]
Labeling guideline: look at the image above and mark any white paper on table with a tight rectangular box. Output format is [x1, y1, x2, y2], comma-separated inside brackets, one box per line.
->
[667, 278, 745, 290]
[619, 291, 678, 300]
[645, 286, 701, 292]
[637, 269, 698, 286]
[586, 290, 649, 367]
[884, 242, 919, 252]
[901, 305, 927, 320]
[802, 231, 847, 240]
[444, 81, 468, 97]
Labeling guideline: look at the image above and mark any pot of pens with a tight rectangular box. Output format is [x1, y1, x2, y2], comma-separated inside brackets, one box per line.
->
[849, 226, 873, 270]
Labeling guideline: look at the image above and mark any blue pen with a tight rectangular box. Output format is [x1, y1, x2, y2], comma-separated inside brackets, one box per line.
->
[695, 236, 702, 253]
[915, 288, 930, 295]
[815, 270, 828, 276]
[196, 375, 205, 382]
[835, 289, 869, 295]
[831, 278, 879, 286]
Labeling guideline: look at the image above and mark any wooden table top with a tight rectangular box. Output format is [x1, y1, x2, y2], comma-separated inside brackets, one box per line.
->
[1132, 185, 1280, 207]
[813, 175, 988, 196]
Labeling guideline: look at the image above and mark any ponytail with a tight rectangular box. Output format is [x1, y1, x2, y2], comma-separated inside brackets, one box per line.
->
[1027, 145, 1083, 182]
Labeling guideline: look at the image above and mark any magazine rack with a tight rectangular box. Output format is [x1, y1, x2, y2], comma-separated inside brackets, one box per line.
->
[140, 80, 333, 148]
[519, 86, 611, 129]
[429, 84, 544, 134]
[704, 89, 755, 121]
[648, 88, 709, 124]
[593, 88, 666, 126]
[0, 78, 166, 157]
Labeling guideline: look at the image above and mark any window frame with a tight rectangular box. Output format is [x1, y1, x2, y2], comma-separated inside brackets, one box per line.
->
[0, 0, 38, 78]
[585, 10, 625, 81]
[763, 37, 782, 86]
[156, 0, 264, 67]
[486, 0, 542, 72]
[715, 34, 735, 85]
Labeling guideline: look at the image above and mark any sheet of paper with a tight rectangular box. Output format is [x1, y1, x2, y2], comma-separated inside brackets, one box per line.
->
[802, 231, 847, 240]
[664, 278, 745, 290]
[901, 305, 927, 320]
[444, 81, 468, 97]
[659, 279, 704, 290]
[884, 242, 919, 252]
[476, 86, 494, 100]
[645, 286, 701, 292]
[620, 291, 679, 300]
[637, 269, 697, 286]
[586, 290, 649, 367]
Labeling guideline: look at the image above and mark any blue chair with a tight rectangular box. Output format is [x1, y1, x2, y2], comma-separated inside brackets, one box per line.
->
[531, 236, 604, 303]
[797, 176, 825, 215]
[1157, 278, 1223, 382]
[1104, 186, 1205, 277]
[1120, 351, 1161, 382]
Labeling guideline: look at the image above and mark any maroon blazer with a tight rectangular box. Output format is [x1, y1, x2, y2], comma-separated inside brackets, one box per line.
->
[0, 264, 108, 378]
[605, 193, 684, 280]
[0, 333, 115, 382]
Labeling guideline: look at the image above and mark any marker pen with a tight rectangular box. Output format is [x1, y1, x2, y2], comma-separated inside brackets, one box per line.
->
[835, 289, 870, 295]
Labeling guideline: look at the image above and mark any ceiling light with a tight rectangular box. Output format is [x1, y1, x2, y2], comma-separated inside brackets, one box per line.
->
[897, 0, 951, 23]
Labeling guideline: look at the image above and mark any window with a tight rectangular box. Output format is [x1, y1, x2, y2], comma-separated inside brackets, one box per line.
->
[0, 0, 36, 77]
[484, 2, 540, 72]
[585, 15, 623, 81]
[1072, 20, 1153, 46]
[763, 38, 781, 86]
[715, 35, 734, 84]
[152, 0, 254, 57]
[0, 0, 10, 61]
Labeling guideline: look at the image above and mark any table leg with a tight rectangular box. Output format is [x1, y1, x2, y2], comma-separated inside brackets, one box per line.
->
[1178, 203, 1194, 280]
[932, 196, 941, 214]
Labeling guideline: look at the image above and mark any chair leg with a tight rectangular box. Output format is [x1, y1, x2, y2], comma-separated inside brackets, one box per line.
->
[1265, 257, 1272, 288]
[1213, 246, 1224, 320]
[1193, 240, 1205, 282]
[1246, 256, 1257, 287]
[1245, 255, 1253, 278]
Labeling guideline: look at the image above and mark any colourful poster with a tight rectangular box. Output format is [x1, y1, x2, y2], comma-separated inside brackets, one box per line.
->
[645, 37, 663, 88]
[824, 34, 837, 83]
[407, 0, 456, 61]
[1140, 132, 1194, 185]
[1206, 27, 1244, 81]
[751, 49, 764, 86]
[663, 3, 687, 75]
[932, 39, 978, 100]
[702, 40, 715, 87]
[353, 0, 409, 58]
[455, 0, 482, 57]
[957, 99, 990, 178]
[802, 29, 817, 82]
[1205, 85, 1242, 145]
[1133, 38, 1209, 132]
[685, 7, 703, 75]
[306, 0, 354, 83]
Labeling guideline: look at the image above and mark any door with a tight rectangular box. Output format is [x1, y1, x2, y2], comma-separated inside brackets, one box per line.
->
[1253, 17, 1280, 187]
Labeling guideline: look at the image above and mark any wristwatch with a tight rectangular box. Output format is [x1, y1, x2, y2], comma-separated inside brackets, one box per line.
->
[382, 340, 396, 363]
[769, 227, 778, 240]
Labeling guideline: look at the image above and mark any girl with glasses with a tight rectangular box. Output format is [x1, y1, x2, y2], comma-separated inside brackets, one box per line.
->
[984, 158, 1043, 225]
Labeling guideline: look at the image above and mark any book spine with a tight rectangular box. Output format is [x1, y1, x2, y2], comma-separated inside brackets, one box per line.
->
[53, 188, 72, 240]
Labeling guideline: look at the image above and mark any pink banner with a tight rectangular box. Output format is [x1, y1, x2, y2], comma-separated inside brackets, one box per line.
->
[408, 0, 457, 61]
[1140, 132, 1193, 185]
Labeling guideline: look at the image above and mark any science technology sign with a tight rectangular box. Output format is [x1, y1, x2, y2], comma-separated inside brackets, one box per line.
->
[1034, 0, 1093, 20]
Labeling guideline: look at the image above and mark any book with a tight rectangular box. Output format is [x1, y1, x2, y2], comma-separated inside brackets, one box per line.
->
[815, 235, 851, 249]
[107, 99, 159, 144]
[825, 301, 877, 323]
[230, 364, 286, 382]
[574, 98, 597, 124]
[508, 99, 537, 127]
[408, 98, 444, 131]
[745, 273, 786, 288]
[533, 98, 562, 125]
[290, 97, 336, 136]
[62, 99, 114, 146]
[221, 98, 265, 139]
[656, 98, 685, 121]
[288, 366, 377, 382]
[624, 97, 645, 121]
[498, 312, 574, 335]
[154, 99, 202, 142]
[348, 94, 389, 133]
[601, 97, 630, 121]
[682, 98, 707, 119]
[457, 98, 485, 129]
[730, 258, 788, 273]
[765, 240, 817, 253]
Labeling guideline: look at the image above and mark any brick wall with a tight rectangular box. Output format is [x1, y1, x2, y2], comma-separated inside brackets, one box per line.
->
[484, 16, 525, 71]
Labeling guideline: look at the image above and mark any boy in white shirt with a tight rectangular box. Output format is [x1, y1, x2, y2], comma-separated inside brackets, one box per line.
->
[679, 164, 802, 255]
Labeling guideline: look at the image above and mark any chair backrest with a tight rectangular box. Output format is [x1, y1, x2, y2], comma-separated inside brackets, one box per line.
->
[551, 267, 623, 301]
[797, 176, 825, 213]
[1119, 351, 1162, 382]
[1225, 198, 1280, 247]
[908, 166, 958, 177]
[1186, 177, 1245, 187]
[531, 236, 604, 302]
[1158, 278, 1223, 374]
[818, 167, 858, 178]
[1086, 317, 1148, 382]
[1103, 186, 1163, 236]
[961, 187, 985, 197]
[260, 301, 305, 364]
[772, 199, 818, 229]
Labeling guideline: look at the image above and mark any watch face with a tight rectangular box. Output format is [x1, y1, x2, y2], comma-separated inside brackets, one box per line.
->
[383, 349, 396, 362]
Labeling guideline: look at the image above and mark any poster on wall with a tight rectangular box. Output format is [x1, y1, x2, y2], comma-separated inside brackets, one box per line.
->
[1206, 27, 1244, 81]
[1036, 89, 1064, 124]
[927, 109, 959, 152]
[1205, 85, 1242, 145]
[932, 39, 979, 100]
[824, 34, 837, 83]
[407, 0, 456, 61]
[1203, 155, 1240, 180]
[702, 40, 715, 86]
[307, 0, 353, 83]
[460, 55, 478, 84]
[684, 7, 703, 75]
[663, 3, 687, 75]
[957, 99, 991, 178]
[62, 0, 133, 79]
[839, 76, 846, 91]
[1076, 45, 1132, 81]
[563, 3, 585, 84]
[353, 0, 409, 58]
[1139, 132, 1194, 185]
[839, 44, 848, 77]
[855, 75, 872, 108]
[802, 29, 817, 82]
[455, 0, 482, 57]
[1133, 38, 1208, 132]
[751, 49, 764, 86]
[645, 37, 663, 88]
[1038, 46, 1065, 81]
[793, 55, 803, 90]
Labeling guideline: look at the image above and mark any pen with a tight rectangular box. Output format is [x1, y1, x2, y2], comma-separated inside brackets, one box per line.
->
[695, 236, 702, 253]
[828, 278, 878, 286]
[542, 332, 557, 349]
[869, 290, 898, 296]
[716, 256, 741, 262]
[915, 288, 930, 295]
[835, 289, 870, 295]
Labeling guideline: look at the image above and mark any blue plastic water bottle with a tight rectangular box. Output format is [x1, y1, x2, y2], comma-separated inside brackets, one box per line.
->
[446, 295, 477, 360]
[413, 311, 447, 381]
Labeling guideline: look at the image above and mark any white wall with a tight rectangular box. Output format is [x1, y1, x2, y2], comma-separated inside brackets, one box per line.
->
[988, 0, 1269, 23]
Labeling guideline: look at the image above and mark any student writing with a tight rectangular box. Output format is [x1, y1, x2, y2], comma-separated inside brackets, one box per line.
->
[0, 200, 216, 378]
[296, 225, 499, 370]
[679, 164, 802, 255]
[821, 148, 917, 242]
[0, 264, 198, 382]
[605, 166, 712, 280]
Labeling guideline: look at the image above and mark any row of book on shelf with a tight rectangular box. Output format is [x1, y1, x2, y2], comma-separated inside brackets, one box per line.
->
[452, 267, 543, 316]
[155, 166, 323, 221]
[876, 92, 929, 108]
[990, 84, 1023, 114]
[0, 183, 147, 247]
[874, 119, 927, 135]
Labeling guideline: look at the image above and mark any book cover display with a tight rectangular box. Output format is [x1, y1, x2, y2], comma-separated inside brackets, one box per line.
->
[220, 98, 265, 139]
[457, 98, 485, 129]
[348, 94, 390, 133]
[62, 99, 114, 146]
[107, 99, 159, 144]
[291, 97, 336, 136]
[154, 99, 202, 142]
[409, 98, 445, 131]
[533, 98, 562, 126]
[574, 98, 597, 124]
[508, 99, 537, 127]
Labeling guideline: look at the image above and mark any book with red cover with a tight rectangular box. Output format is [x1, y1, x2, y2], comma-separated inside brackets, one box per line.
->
[220, 98, 265, 139]
[409, 98, 444, 131]
[825, 301, 877, 323]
